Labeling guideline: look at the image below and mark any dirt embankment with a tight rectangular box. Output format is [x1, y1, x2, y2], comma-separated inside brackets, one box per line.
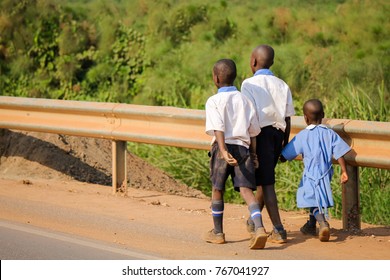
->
[0, 129, 204, 198]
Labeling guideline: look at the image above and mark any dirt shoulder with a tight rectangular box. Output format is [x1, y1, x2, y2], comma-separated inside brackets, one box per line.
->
[0, 178, 389, 260]
[0, 129, 389, 259]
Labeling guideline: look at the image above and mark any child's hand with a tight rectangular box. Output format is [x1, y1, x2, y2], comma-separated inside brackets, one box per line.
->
[340, 172, 348, 184]
[222, 151, 238, 166]
[250, 153, 259, 169]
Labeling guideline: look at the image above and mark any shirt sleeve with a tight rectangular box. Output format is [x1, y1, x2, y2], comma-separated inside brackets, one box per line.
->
[205, 98, 224, 136]
[246, 95, 261, 137]
[281, 135, 302, 160]
[241, 81, 253, 103]
[331, 131, 351, 160]
[285, 88, 295, 117]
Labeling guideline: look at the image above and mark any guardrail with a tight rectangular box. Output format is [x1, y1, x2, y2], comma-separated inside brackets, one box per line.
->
[1, 96, 389, 230]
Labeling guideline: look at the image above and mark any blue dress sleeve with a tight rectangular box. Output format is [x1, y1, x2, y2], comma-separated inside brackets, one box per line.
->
[332, 131, 351, 160]
[281, 135, 302, 161]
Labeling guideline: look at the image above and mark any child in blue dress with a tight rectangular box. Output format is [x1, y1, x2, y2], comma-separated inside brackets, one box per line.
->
[281, 99, 351, 242]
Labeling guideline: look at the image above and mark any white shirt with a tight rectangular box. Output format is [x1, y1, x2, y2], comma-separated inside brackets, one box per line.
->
[241, 70, 295, 132]
[205, 86, 261, 148]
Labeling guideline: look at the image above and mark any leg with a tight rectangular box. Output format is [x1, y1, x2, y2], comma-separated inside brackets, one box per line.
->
[300, 207, 330, 241]
[204, 187, 226, 244]
[311, 207, 330, 242]
[300, 207, 317, 236]
[240, 187, 263, 229]
[231, 144, 267, 249]
[204, 144, 228, 244]
[211, 188, 224, 234]
[240, 187, 267, 249]
[262, 184, 287, 243]
[246, 185, 264, 233]
[308, 207, 317, 225]
[251, 127, 283, 223]
[254, 186, 265, 211]
[257, 128, 286, 243]
[262, 184, 283, 229]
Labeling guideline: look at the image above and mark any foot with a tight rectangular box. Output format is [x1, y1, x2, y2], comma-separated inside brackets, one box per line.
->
[246, 218, 255, 235]
[300, 220, 317, 236]
[319, 221, 330, 242]
[268, 229, 287, 244]
[249, 227, 268, 249]
[204, 229, 225, 244]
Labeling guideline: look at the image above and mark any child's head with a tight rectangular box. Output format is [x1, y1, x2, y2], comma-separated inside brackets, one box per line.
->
[212, 59, 237, 88]
[303, 99, 325, 125]
[250, 44, 274, 73]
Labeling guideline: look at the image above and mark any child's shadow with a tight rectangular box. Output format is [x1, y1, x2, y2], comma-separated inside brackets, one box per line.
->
[266, 231, 311, 250]
[228, 226, 390, 248]
[331, 226, 390, 243]
[227, 231, 309, 250]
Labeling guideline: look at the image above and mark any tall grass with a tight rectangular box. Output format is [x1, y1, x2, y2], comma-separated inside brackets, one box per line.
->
[326, 81, 389, 225]
[326, 80, 389, 122]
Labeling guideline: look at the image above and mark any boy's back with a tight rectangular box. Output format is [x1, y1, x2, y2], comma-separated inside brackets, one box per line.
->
[205, 87, 259, 149]
[282, 125, 351, 177]
[241, 72, 294, 131]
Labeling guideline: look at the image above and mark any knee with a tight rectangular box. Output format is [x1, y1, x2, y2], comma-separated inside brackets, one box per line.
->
[263, 185, 278, 204]
[212, 188, 224, 200]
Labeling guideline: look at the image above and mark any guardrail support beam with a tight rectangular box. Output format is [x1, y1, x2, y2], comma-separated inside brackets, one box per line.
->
[112, 140, 128, 194]
[342, 164, 360, 230]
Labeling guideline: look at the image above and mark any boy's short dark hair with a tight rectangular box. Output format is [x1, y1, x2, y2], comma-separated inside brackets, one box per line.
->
[257, 45, 274, 68]
[303, 99, 324, 122]
[213, 59, 237, 85]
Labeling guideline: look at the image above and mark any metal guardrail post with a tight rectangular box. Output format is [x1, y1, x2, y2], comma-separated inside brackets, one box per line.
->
[112, 140, 128, 194]
[342, 164, 361, 230]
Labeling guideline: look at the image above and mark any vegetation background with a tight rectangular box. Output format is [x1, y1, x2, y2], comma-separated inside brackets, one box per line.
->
[0, 0, 388, 225]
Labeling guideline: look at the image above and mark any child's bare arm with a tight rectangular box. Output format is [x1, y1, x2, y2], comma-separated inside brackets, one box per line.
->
[214, 130, 238, 166]
[250, 136, 259, 169]
[337, 156, 348, 184]
[283, 117, 291, 148]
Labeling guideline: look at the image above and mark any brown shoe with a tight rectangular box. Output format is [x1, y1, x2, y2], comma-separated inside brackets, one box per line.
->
[319, 221, 330, 242]
[249, 227, 268, 249]
[268, 229, 287, 244]
[204, 229, 225, 244]
[300, 220, 317, 236]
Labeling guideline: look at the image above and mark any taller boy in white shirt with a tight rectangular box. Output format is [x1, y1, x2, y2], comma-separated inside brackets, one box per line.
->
[241, 45, 295, 243]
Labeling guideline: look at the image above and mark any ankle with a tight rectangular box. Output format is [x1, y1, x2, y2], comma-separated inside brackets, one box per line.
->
[274, 224, 284, 232]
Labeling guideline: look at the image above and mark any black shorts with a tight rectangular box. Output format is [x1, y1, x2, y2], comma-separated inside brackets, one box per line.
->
[209, 143, 256, 192]
[255, 126, 284, 186]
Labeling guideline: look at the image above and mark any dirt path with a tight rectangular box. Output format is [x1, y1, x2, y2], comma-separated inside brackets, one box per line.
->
[0, 129, 389, 259]
[0, 178, 389, 260]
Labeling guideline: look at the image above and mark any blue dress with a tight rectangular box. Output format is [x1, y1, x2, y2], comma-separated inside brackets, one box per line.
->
[281, 125, 351, 215]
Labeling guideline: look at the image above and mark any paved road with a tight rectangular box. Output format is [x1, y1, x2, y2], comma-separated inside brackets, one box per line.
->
[0, 220, 159, 260]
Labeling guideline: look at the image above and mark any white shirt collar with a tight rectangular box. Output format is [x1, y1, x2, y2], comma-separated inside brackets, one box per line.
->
[306, 124, 327, 130]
